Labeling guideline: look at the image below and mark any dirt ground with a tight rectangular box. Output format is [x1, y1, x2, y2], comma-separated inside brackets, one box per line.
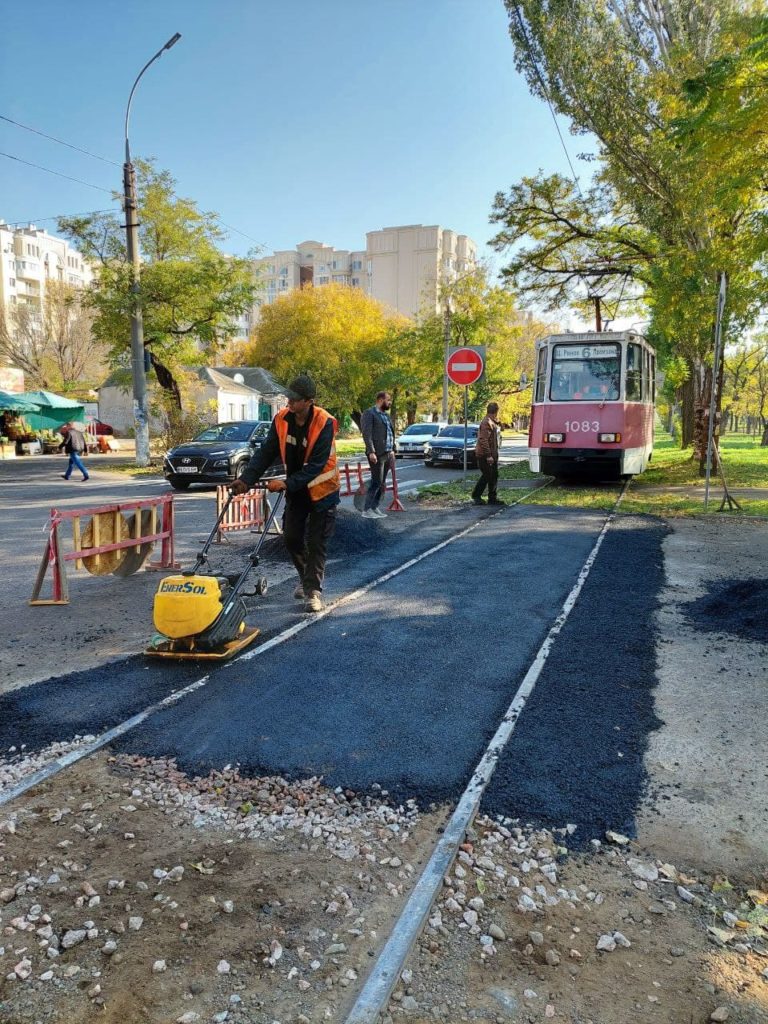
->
[1, 512, 766, 1023]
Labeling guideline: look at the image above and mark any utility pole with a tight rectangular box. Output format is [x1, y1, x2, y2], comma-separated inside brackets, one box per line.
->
[441, 297, 452, 421]
[589, 293, 603, 332]
[123, 32, 181, 467]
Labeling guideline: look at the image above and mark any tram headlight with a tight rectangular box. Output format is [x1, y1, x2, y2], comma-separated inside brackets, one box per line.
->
[598, 432, 621, 443]
[545, 432, 565, 443]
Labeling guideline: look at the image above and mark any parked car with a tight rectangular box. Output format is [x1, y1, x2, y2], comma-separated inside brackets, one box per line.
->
[90, 419, 114, 436]
[163, 420, 281, 490]
[424, 424, 480, 468]
[395, 421, 447, 458]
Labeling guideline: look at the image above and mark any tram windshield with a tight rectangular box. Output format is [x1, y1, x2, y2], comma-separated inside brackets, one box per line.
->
[550, 343, 620, 402]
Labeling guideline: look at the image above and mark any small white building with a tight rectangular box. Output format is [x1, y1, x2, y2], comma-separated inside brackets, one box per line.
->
[98, 365, 287, 436]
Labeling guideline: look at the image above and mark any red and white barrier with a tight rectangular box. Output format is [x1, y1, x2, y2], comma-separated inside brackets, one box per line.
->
[214, 486, 282, 542]
[29, 493, 178, 606]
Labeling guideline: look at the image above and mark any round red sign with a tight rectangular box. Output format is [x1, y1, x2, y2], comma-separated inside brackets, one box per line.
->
[446, 347, 484, 386]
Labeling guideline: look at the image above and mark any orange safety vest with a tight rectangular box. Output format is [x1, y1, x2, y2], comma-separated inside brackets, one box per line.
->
[274, 405, 341, 503]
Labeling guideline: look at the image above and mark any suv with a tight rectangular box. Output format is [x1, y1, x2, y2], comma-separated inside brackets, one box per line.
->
[395, 421, 447, 458]
[163, 421, 280, 490]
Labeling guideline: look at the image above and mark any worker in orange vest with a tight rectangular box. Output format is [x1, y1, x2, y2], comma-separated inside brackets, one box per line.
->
[232, 374, 340, 613]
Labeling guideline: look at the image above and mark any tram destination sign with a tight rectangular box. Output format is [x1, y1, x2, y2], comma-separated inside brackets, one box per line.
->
[556, 344, 618, 360]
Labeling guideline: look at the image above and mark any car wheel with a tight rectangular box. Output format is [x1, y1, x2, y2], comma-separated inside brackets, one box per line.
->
[425, 460, 435, 467]
[170, 478, 191, 491]
[234, 460, 248, 480]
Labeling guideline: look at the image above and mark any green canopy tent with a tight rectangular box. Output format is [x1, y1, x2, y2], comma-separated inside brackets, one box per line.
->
[18, 390, 85, 433]
[0, 391, 42, 413]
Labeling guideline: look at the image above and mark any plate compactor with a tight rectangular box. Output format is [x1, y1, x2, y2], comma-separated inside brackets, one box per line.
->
[146, 487, 283, 660]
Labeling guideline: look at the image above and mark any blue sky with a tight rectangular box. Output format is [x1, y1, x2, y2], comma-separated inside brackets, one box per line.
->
[0, 0, 588, 273]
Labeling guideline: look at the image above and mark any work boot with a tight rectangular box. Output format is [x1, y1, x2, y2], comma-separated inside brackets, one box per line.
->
[472, 497, 486, 506]
[488, 497, 504, 506]
[293, 583, 305, 599]
[305, 590, 323, 613]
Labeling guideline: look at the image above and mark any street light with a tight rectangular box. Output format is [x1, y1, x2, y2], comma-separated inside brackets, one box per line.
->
[123, 32, 181, 467]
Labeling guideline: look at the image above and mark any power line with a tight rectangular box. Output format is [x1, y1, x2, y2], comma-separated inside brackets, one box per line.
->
[1, 208, 118, 229]
[0, 113, 119, 166]
[217, 219, 270, 251]
[0, 151, 114, 193]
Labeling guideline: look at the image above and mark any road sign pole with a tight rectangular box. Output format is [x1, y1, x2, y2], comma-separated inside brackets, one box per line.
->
[463, 386, 468, 481]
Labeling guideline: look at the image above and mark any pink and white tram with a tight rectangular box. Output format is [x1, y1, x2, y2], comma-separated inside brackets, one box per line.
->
[528, 331, 656, 479]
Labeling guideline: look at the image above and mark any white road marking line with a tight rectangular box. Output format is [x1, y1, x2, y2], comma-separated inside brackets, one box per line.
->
[342, 481, 628, 1024]
[0, 482, 551, 807]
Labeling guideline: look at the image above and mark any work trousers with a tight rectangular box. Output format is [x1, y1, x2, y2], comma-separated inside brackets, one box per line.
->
[364, 451, 393, 510]
[282, 500, 337, 594]
[64, 452, 89, 480]
[472, 457, 498, 501]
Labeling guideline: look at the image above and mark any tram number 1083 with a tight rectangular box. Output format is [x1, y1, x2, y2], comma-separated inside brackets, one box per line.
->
[564, 420, 600, 433]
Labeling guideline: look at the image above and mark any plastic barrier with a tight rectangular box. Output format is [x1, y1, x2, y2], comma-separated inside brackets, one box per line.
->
[30, 493, 178, 606]
[214, 486, 282, 543]
[339, 457, 405, 512]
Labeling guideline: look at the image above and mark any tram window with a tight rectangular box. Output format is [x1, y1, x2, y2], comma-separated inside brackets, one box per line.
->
[651, 353, 656, 401]
[534, 347, 548, 402]
[626, 343, 643, 400]
[549, 344, 619, 401]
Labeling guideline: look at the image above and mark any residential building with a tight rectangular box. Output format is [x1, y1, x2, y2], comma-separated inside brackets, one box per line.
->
[97, 365, 286, 436]
[0, 220, 93, 311]
[250, 224, 476, 321]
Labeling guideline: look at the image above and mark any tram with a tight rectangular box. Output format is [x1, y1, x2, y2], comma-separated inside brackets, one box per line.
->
[528, 331, 656, 479]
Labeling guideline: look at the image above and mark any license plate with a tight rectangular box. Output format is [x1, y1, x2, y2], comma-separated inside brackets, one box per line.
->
[439, 453, 454, 461]
[176, 466, 198, 474]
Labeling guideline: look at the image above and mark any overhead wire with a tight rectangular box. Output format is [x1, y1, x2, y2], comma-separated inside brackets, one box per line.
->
[0, 151, 114, 193]
[0, 113, 120, 166]
[0, 114, 272, 256]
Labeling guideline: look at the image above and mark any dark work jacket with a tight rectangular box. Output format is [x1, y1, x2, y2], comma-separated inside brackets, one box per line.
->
[60, 428, 87, 455]
[241, 406, 340, 510]
[360, 406, 393, 457]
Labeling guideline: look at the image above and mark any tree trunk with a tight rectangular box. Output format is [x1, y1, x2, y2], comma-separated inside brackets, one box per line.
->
[693, 360, 712, 474]
[679, 373, 695, 448]
[149, 351, 182, 410]
[761, 421, 768, 447]
[350, 410, 362, 429]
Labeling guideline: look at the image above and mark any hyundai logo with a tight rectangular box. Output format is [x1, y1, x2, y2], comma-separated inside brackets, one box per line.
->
[182, 457, 191, 464]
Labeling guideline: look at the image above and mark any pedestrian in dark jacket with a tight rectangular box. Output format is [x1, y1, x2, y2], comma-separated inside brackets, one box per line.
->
[59, 422, 89, 482]
[231, 374, 340, 613]
[472, 402, 502, 505]
[360, 391, 394, 518]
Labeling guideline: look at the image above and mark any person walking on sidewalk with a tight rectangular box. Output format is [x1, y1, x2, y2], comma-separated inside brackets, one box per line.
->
[231, 374, 340, 614]
[59, 422, 90, 482]
[472, 402, 503, 506]
[360, 391, 394, 519]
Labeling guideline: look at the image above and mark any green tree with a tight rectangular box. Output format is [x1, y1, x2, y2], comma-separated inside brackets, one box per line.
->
[244, 283, 411, 426]
[58, 161, 257, 411]
[494, 1, 768, 467]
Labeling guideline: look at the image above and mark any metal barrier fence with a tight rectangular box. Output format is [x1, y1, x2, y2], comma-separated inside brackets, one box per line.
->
[214, 487, 282, 543]
[30, 493, 177, 606]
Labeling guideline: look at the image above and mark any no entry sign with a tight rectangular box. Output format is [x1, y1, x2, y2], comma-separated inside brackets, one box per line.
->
[446, 346, 484, 386]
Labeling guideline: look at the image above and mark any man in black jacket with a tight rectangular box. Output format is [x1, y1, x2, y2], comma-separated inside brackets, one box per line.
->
[59, 422, 89, 482]
[360, 391, 394, 519]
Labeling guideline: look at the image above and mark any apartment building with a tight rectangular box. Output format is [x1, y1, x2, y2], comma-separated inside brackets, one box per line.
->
[0, 221, 93, 311]
[250, 224, 476, 322]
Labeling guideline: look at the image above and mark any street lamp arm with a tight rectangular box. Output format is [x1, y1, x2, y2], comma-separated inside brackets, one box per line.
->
[124, 33, 181, 162]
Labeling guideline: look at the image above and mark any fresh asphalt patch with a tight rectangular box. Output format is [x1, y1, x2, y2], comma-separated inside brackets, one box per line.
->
[683, 576, 768, 644]
[0, 510, 443, 755]
[110, 507, 607, 805]
[481, 514, 668, 843]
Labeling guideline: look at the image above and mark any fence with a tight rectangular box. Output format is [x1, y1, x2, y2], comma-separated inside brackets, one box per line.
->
[214, 486, 282, 543]
[338, 457, 405, 512]
[30, 493, 178, 606]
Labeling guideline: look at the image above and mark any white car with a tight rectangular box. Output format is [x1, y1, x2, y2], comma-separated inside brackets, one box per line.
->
[395, 422, 447, 458]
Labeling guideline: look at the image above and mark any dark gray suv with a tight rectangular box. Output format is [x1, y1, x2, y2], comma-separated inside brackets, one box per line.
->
[163, 420, 280, 490]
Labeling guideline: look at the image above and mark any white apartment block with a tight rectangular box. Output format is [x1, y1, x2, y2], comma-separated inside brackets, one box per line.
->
[0, 220, 93, 312]
[250, 224, 476, 322]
